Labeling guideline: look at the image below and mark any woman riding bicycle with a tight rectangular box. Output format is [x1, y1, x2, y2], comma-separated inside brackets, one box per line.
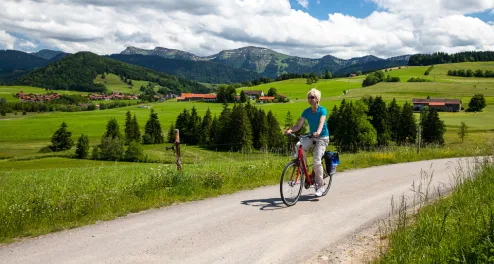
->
[284, 88, 329, 197]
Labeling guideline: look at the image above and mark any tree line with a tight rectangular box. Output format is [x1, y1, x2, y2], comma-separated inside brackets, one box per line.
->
[0, 97, 136, 116]
[447, 69, 494, 78]
[48, 109, 166, 161]
[168, 103, 285, 152]
[362, 71, 400, 87]
[409, 51, 494, 66]
[327, 97, 446, 152]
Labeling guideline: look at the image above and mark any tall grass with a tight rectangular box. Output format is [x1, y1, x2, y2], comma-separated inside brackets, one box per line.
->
[374, 156, 494, 263]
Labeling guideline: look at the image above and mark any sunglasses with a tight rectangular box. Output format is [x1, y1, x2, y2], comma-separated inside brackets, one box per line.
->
[307, 96, 316, 99]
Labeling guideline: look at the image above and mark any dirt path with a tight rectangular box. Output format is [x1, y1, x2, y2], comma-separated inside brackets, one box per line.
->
[0, 157, 479, 264]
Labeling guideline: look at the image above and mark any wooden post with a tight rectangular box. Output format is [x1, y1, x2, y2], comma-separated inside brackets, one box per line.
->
[174, 129, 182, 171]
[417, 125, 421, 154]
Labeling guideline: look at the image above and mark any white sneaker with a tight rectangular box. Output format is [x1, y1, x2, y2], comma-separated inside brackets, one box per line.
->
[315, 186, 325, 197]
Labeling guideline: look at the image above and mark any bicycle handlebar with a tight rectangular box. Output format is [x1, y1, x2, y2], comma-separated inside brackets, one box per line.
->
[285, 133, 314, 139]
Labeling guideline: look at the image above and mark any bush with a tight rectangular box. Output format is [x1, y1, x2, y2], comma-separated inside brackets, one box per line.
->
[75, 134, 89, 159]
[202, 172, 225, 189]
[468, 94, 487, 112]
[99, 136, 124, 161]
[125, 141, 143, 162]
[142, 133, 155, 144]
[39, 146, 53, 153]
[91, 146, 101, 160]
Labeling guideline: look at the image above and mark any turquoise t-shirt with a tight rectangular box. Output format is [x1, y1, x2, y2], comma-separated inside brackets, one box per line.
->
[302, 106, 329, 137]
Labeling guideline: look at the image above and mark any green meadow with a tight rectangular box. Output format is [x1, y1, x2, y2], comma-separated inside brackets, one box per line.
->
[1, 61, 494, 243]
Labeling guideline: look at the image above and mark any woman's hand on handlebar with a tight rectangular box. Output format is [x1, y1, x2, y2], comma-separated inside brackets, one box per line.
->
[284, 129, 292, 135]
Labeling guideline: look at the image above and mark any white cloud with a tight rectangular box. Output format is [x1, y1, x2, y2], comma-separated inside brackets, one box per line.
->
[19, 40, 37, 49]
[0, 0, 493, 59]
[297, 0, 309, 8]
[0, 30, 16, 49]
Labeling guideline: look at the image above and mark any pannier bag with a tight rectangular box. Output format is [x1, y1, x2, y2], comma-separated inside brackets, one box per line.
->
[323, 151, 340, 175]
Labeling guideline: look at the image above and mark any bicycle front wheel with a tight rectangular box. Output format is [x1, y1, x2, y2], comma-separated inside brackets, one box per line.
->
[280, 160, 304, 206]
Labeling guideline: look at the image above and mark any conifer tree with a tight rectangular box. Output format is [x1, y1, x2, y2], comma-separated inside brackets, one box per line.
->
[230, 104, 252, 152]
[240, 90, 247, 103]
[397, 102, 417, 144]
[167, 123, 176, 143]
[368, 96, 391, 146]
[124, 111, 133, 145]
[387, 98, 401, 142]
[266, 111, 283, 150]
[50, 121, 74, 151]
[215, 105, 232, 147]
[188, 106, 202, 145]
[420, 108, 446, 146]
[175, 109, 190, 143]
[284, 111, 294, 130]
[104, 117, 122, 140]
[327, 105, 339, 137]
[202, 108, 213, 145]
[75, 134, 89, 159]
[143, 109, 164, 144]
[131, 114, 141, 143]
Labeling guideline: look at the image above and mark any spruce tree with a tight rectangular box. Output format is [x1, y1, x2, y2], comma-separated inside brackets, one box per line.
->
[144, 109, 164, 144]
[175, 109, 190, 144]
[284, 111, 294, 130]
[230, 104, 252, 152]
[368, 96, 391, 146]
[188, 106, 202, 145]
[50, 121, 74, 151]
[387, 98, 401, 142]
[266, 111, 283, 150]
[397, 102, 417, 145]
[167, 123, 176, 143]
[215, 105, 232, 147]
[131, 114, 141, 143]
[124, 111, 133, 145]
[327, 105, 339, 137]
[75, 134, 89, 159]
[202, 108, 213, 145]
[240, 90, 247, 103]
[104, 118, 122, 140]
[420, 108, 446, 146]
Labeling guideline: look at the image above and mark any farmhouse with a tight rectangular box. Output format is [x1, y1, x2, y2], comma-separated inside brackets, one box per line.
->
[259, 96, 275, 102]
[242, 90, 264, 100]
[412, 98, 462, 112]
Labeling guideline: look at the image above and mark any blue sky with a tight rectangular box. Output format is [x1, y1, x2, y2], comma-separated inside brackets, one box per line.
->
[289, 0, 377, 19]
[290, 0, 493, 22]
[1, 0, 493, 59]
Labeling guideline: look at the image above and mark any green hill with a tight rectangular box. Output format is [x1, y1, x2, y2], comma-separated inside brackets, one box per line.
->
[16, 52, 211, 94]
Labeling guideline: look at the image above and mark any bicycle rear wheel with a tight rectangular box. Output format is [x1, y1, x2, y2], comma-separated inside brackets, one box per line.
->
[280, 161, 304, 206]
[321, 163, 333, 196]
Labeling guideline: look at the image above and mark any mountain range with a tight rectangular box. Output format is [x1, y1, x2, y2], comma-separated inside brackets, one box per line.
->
[0, 46, 411, 85]
[120, 46, 411, 79]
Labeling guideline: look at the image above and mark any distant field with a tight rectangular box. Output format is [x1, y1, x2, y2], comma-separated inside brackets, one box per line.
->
[0, 86, 90, 102]
[93, 73, 148, 94]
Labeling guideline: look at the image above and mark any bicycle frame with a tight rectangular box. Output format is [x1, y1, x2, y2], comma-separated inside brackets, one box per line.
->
[294, 137, 315, 186]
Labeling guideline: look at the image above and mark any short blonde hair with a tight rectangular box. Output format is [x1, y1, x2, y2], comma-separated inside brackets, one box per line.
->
[307, 88, 321, 102]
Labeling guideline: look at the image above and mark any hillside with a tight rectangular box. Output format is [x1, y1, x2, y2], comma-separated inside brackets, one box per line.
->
[16, 52, 211, 94]
[0, 50, 51, 82]
[108, 54, 264, 84]
[121, 46, 411, 78]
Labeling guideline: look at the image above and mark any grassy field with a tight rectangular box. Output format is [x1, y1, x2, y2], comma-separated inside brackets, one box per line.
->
[93, 73, 149, 94]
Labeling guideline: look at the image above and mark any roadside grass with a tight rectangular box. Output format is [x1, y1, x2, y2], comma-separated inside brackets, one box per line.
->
[374, 158, 494, 263]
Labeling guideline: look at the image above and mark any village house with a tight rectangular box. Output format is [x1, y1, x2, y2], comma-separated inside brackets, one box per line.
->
[412, 98, 462, 112]
[242, 90, 264, 100]
[176, 93, 217, 102]
[16, 92, 60, 102]
[259, 96, 275, 102]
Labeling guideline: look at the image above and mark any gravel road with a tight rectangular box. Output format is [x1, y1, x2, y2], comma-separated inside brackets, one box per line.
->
[0, 157, 483, 264]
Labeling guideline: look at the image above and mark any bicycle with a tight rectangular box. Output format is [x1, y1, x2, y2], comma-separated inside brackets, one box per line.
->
[280, 133, 340, 206]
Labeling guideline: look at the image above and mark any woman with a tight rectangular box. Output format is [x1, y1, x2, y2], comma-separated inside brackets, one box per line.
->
[284, 88, 329, 197]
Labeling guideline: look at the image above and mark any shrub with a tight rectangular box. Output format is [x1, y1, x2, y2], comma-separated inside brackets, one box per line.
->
[125, 141, 143, 162]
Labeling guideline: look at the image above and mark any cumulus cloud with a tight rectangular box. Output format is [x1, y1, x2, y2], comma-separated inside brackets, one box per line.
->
[0, 0, 493, 59]
[0, 30, 16, 49]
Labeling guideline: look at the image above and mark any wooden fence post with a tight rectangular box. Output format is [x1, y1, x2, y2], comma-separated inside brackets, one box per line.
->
[174, 129, 182, 171]
[417, 125, 421, 154]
